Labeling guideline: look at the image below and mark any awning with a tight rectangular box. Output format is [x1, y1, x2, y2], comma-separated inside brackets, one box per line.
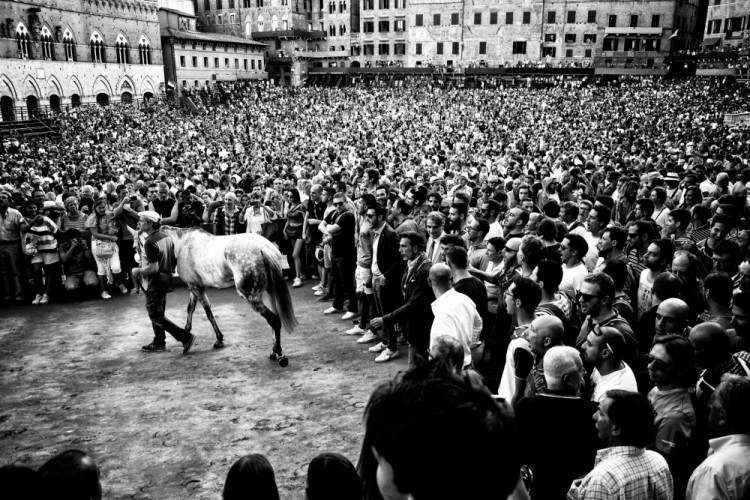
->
[702, 37, 722, 47]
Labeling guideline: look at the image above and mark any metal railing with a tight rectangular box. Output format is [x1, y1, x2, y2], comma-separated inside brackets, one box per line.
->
[1, 99, 153, 123]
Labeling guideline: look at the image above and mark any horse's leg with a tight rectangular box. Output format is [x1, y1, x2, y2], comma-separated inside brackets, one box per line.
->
[193, 288, 225, 348]
[247, 294, 288, 367]
[184, 289, 199, 333]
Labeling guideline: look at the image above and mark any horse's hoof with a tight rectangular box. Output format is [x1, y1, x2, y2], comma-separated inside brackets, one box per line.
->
[277, 355, 289, 368]
[214, 341, 224, 349]
[269, 352, 278, 361]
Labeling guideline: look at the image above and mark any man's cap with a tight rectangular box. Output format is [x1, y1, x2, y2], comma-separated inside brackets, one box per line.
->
[42, 201, 60, 210]
[139, 210, 161, 223]
[661, 172, 680, 182]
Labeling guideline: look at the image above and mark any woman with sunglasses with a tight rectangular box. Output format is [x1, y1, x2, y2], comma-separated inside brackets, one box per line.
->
[647, 335, 699, 500]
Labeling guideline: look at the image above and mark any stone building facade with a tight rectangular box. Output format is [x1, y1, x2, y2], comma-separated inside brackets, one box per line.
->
[0, 0, 164, 120]
[702, 0, 750, 50]
[159, 4, 267, 90]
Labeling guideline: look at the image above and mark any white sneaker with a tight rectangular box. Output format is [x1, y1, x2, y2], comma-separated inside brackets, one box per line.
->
[357, 331, 379, 344]
[292, 278, 303, 288]
[101, 291, 112, 299]
[341, 311, 359, 321]
[39, 294, 50, 305]
[31, 294, 42, 305]
[375, 348, 400, 363]
[369, 342, 387, 353]
[324, 306, 343, 314]
[344, 325, 366, 335]
[314, 289, 326, 296]
[312, 284, 323, 291]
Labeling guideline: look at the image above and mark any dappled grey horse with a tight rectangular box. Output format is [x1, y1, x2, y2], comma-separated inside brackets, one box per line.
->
[162, 226, 297, 367]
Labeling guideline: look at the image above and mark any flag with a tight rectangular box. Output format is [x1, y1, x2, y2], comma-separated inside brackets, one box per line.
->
[670, 30, 679, 39]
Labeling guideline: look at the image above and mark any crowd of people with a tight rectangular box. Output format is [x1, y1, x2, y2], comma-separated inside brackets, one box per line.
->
[2, 76, 750, 498]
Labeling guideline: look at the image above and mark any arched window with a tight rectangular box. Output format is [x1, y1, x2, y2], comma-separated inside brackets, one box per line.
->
[217, 0, 223, 8]
[245, 16, 252, 36]
[115, 33, 130, 64]
[229, 0, 235, 7]
[271, 15, 279, 31]
[257, 14, 265, 30]
[40, 26, 54, 60]
[90, 31, 106, 63]
[230, 14, 235, 24]
[63, 29, 76, 61]
[282, 15, 289, 30]
[16, 24, 31, 59]
[138, 36, 152, 64]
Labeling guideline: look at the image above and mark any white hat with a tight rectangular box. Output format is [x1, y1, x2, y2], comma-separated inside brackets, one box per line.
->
[139, 210, 161, 223]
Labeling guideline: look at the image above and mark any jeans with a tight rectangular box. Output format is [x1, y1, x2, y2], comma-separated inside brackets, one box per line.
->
[408, 342, 428, 368]
[330, 256, 357, 313]
[372, 276, 402, 351]
[145, 289, 188, 346]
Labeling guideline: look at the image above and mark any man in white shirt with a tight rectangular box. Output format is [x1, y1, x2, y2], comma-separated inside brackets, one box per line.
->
[559, 233, 589, 298]
[428, 263, 482, 369]
[686, 375, 750, 500]
[580, 325, 638, 402]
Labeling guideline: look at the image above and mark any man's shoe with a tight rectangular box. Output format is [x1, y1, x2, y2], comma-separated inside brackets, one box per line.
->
[317, 294, 333, 302]
[39, 294, 50, 305]
[142, 343, 166, 352]
[312, 284, 323, 291]
[314, 289, 326, 296]
[182, 333, 196, 354]
[357, 331, 379, 344]
[345, 325, 366, 335]
[369, 342, 387, 353]
[324, 306, 343, 314]
[118, 284, 129, 294]
[31, 294, 42, 305]
[375, 348, 400, 363]
[341, 311, 359, 321]
[101, 291, 112, 300]
[292, 278, 303, 288]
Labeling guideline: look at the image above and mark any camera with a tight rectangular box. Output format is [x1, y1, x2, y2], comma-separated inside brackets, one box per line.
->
[130, 195, 137, 202]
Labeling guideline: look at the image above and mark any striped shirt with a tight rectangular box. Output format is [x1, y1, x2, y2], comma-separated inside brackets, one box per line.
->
[28, 216, 59, 254]
[627, 248, 647, 284]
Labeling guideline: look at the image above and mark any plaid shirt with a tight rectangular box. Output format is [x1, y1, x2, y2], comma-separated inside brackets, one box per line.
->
[568, 446, 673, 500]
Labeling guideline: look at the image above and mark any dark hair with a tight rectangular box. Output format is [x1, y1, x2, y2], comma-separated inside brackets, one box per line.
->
[652, 335, 698, 388]
[591, 206, 611, 227]
[705, 271, 734, 307]
[444, 245, 468, 269]
[652, 187, 667, 203]
[713, 375, 750, 434]
[223, 454, 280, 500]
[542, 199, 560, 218]
[669, 209, 691, 230]
[520, 236, 546, 269]
[712, 213, 734, 231]
[440, 234, 464, 248]
[427, 191, 443, 203]
[360, 193, 377, 209]
[306, 453, 361, 500]
[285, 187, 301, 204]
[367, 168, 380, 183]
[732, 291, 750, 313]
[483, 199, 501, 217]
[394, 198, 413, 216]
[595, 196, 615, 211]
[714, 240, 741, 265]
[536, 260, 563, 294]
[651, 239, 676, 267]
[636, 198, 655, 216]
[564, 233, 589, 260]
[372, 205, 388, 219]
[36, 449, 102, 500]
[583, 272, 615, 306]
[451, 202, 468, 218]
[362, 363, 520, 500]
[0, 465, 36, 500]
[400, 231, 425, 251]
[510, 276, 542, 313]
[601, 259, 628, 291]
[653, 272, 681, 301]
[538, 218, 557, 241]
[473, 217, 490, 237]
[604, 390, 655, 448]
[561, 201, 579, 219]
[486, 236, 506, 253]
[604, 226, 627, 250]
[691, 204, 711, 223]
[516, 209, 530, 227]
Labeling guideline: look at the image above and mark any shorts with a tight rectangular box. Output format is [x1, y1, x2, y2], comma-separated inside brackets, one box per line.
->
[31, 251, 61, 266]
[285, 224, 303, 240]
[355, 265, 373, 295]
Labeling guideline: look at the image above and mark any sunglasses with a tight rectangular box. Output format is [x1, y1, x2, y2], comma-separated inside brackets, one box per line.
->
[365, 213, 377, 218]
[333, 201, 344, 207]
[590, 324, 615, 354]
[576, 291, 600, 302]
[646, 353, 669, 370]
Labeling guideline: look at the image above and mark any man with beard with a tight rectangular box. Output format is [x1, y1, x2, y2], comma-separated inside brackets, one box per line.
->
[637, 239, 675, 320]
[580, 325, 637, 402]
[502, 207, 528, 244]
[595, 226, 633, 293]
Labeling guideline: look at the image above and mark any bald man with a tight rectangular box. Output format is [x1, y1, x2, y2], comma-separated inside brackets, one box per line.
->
[429, 263, 483, 369]
[691, 322, 750, 404]
[655, 298, 690, 337]
[580, 325, 638, 402]
[513, 315, 565, 405]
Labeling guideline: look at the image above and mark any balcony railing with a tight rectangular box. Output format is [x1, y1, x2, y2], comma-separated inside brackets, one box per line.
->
[252, 29, 326, 39]
[603, 27, 663, 36]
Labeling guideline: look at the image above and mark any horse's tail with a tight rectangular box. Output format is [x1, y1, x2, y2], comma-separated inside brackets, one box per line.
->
[261, 249, 298, 333]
